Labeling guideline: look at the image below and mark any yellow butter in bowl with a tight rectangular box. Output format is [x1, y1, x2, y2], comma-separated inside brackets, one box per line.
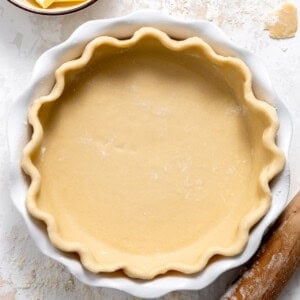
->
[35, 0, 86, 9]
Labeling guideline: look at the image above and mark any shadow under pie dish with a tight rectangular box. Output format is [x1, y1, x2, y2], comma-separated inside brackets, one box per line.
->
[21, 27, 285, 280]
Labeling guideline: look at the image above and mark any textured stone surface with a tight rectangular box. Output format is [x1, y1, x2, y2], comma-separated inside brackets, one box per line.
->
[0, 0, 299, 299]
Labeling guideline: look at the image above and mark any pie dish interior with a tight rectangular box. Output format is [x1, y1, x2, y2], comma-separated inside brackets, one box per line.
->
[22, 27, 285, 279]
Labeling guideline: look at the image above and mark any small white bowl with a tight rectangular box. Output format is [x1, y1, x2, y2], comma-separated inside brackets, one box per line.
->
[7, 0, 98, 15]
[7, 10, 292, 298]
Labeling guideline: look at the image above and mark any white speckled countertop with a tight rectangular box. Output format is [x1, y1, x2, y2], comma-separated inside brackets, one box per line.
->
[0, 0, 299, 299]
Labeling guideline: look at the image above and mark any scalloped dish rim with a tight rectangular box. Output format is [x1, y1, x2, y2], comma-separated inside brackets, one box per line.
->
[21, 27, 285, 279]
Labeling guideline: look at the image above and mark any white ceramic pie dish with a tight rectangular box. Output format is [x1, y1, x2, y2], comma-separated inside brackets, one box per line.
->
[7, 10, 292, 298]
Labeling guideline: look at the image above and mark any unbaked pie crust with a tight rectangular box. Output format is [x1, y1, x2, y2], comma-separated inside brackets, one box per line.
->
[22, 28, 285, 279]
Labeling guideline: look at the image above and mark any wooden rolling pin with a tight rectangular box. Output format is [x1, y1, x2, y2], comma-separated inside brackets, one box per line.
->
[224, 192, 300, 300]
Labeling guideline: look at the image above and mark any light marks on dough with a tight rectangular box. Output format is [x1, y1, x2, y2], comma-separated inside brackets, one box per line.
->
[77, 136, 136, 159]
[39, 145, 47, 161]
[225, 105, 246, 116]
[134, 98, 171, 117]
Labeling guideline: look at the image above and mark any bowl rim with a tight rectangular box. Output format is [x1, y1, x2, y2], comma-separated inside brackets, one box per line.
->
[6, 10, 292, 298]
[6, 0, 98, 15]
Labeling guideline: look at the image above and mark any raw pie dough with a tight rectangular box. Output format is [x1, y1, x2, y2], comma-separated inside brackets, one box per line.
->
[265, 2, 298, 39]
[22, 28, 285, 279]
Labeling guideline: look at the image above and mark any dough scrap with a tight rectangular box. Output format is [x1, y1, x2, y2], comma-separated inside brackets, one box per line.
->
[265, 3, 298, 39]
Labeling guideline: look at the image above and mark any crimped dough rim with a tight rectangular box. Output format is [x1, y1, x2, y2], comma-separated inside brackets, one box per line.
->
[22, 27, 285, 279]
